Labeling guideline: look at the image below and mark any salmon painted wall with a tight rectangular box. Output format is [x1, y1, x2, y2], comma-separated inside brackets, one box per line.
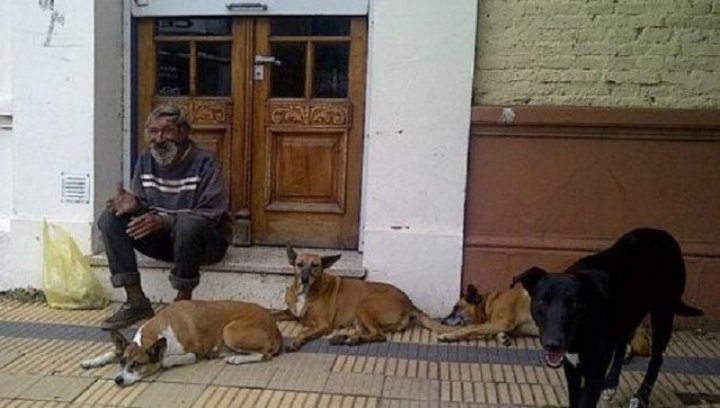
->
[463, 106, 720, 329]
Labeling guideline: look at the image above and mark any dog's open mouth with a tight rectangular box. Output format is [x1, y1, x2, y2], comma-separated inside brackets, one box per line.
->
[545, 350, 565, 368]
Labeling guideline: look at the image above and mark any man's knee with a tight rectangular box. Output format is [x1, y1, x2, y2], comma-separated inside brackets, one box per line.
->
[98, 210, 126, 235]
[173, 214, 211, 243]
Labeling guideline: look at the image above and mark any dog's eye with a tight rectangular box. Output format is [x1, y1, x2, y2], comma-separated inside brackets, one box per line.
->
[119, 357, 127, 366]
[297, 261, 304, 267]
[311, 261, 319, 267]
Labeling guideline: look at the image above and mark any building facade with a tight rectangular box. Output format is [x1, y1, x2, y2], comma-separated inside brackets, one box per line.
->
[1, 0, 718, 326]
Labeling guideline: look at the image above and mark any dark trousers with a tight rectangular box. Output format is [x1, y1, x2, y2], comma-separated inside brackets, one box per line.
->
[97, 210, 229, 291]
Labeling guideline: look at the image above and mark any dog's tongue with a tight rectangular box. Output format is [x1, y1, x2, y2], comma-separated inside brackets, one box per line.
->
[545, 351, 564, 368]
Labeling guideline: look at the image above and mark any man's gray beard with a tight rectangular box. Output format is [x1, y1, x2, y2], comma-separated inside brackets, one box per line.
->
[150, 141, 178, 166]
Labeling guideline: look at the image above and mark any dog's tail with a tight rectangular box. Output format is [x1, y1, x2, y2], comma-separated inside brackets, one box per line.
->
[675, 301, 704, 317]
[410, 307, 455, 334]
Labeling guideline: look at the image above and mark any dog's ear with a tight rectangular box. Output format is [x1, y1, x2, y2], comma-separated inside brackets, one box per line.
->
[109, 330, 129, 354]
[465, 284, 481, 304]
[286, 245, 297, 266]
[511, 266, 547, 295]
[147, 337, 167, 363]
[321, 254, 341, 270]
[577, 269, 609, 302]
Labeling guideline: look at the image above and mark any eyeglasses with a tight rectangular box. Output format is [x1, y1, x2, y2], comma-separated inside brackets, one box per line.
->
[146, 126, 179, 137]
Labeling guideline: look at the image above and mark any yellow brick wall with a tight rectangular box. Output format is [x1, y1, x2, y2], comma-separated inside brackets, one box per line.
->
[474, 0, 720, 108]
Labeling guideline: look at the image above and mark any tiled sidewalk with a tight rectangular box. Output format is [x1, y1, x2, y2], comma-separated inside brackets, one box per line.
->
[0, 299, 718, 407]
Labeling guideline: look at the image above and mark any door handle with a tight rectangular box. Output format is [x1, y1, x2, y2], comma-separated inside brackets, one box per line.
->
[226, 2, 268, 11]
[254, 55, 281, 66]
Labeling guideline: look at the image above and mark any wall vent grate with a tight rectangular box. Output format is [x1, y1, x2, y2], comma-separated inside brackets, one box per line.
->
[61, 172, 90, 204]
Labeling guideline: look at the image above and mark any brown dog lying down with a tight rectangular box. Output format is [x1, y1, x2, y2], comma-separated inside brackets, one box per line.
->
[81, 300, 282, 386]
[273, 246, 455, 351]
[438, 283, 652, 359]
[438, 284, 538, 345]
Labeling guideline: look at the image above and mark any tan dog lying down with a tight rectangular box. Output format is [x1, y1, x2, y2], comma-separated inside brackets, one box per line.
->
[273, 246, 454, 351]
[81, 300, 282, 386]
[438, 283, 651, 358]
[438, 283, 538, 345]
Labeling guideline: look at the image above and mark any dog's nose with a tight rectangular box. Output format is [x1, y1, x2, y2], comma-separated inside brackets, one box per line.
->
[301, 274, 310, 284]
[543, 339, 563, 352]
[114, 376, 124, 386]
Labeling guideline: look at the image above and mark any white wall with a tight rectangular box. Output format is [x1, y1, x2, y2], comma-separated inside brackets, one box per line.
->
[1, 0, 123, 290]
[0, 0, 13, 227]
[362, 0, 477, 316]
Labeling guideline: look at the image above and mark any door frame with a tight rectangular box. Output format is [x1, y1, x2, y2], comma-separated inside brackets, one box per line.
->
[125, 2, 369, 248]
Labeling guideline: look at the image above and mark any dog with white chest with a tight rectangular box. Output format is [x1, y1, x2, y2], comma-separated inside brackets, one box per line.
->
[81, 300, 282, 386]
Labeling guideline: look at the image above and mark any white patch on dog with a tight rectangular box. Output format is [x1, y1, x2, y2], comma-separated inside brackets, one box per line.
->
[565, 353, 579, 367]
[115, 367, 143, 386]
[81, 351, 116, 369]
[161, 353, 197, 368]
[629, 397, 641, 408]
[133, 324, 145, 345]
[224, 353, 265, 365]
[602, 388, 617, 401]
[292, 292, 308, 318]
[160, 326, 186, 356]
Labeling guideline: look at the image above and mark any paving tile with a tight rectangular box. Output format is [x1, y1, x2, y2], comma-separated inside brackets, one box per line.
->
[323, 371, 384, 397]
[18, 375, 95, 401]
[213, 363, 278, 388]
[267, 366, 330, 392]
[132, 382, 205, 408]
[0, 351, 21, 369]
[271, 351, 336, 371]
[156, 360, 224, 384]
[0, 372, 42, 398]
[75, 378, 149, 406]
[382, 376, 440, 401]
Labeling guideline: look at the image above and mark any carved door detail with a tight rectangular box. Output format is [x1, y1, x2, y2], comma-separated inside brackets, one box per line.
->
[252, 17, 366, 248]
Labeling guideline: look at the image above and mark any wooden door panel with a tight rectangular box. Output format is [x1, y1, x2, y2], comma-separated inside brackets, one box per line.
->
[252, 17, 366, 248]
[137, 18, 253, 244]
[265, 129, 347, 213]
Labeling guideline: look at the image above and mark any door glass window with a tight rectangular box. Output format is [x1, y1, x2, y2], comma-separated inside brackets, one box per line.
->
[156, 42, 190, 96]
[156, 18, 232, 36]
[197, 42, 232, 96]
[313, 43, 349, 98]
[269, 17, 352, 99]
[270, 43, 306, 98]
[271, 17, 350, 36]
[153, 17, 232, 97]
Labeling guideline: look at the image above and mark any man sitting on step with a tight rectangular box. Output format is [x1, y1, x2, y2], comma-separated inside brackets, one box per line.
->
[98, 105, 232, 330]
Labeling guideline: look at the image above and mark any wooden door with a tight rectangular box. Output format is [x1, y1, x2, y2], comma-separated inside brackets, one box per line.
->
[136, 17, 254, 244]
[251, 17, 367, 248]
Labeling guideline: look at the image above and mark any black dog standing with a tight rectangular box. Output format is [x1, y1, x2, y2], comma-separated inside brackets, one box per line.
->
[513, 228, 703, 408]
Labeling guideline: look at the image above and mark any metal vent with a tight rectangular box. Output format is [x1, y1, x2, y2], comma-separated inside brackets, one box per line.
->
[61, 172, 90, 204]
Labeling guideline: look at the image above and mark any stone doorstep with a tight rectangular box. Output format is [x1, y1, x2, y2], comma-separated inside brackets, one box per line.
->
[88, 245, 366, 278]
[88, 246, 366, 307]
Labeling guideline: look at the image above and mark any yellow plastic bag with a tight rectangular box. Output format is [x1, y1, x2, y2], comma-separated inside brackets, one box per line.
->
[43, 219, 109, 309]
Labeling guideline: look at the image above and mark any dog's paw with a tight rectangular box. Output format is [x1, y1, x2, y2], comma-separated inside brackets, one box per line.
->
[329, 335, 349, 346]
[628, 397, 644, 408]
[80, 360, 93, 369]
[498, 333, 513, 347]
[284, 341, 301, 353]
[601, 388, 616, 401]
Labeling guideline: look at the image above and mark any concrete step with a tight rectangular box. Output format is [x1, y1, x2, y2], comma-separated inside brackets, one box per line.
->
[89, 246, 365, 309]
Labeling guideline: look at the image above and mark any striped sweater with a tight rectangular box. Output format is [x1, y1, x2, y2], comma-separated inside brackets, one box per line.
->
[131, 142, 232, 238]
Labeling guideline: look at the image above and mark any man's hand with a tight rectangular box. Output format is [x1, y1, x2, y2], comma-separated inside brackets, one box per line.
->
[126, 213, 167, 240]
[107, 182, 140, 216]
